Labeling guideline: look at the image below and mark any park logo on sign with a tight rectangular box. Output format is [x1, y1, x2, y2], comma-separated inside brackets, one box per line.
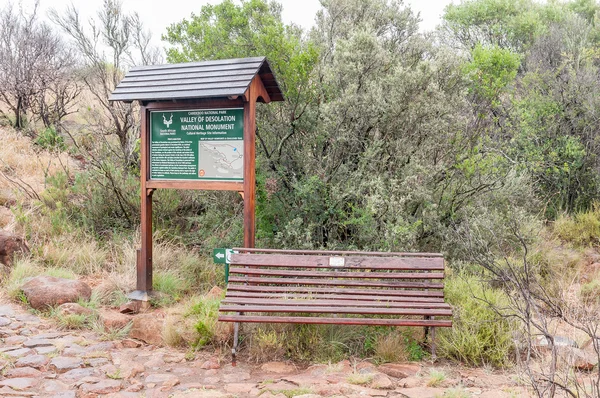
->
[162, 113, 173, 128]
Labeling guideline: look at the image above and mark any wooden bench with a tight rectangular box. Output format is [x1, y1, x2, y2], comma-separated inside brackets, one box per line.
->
[218, 248, 452, 363]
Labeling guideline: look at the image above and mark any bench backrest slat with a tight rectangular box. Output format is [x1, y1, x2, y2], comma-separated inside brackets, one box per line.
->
[228, 276, 443, 289]
[227, 284, 445, 297]
[229, 268, 444, 280]
[232, 248, 443, 257]
[226, 291, 445, 302]
[229, 253, 444, 270]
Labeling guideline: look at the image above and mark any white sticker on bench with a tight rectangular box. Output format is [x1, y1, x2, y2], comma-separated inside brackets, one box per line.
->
[329, 256, 345, 267]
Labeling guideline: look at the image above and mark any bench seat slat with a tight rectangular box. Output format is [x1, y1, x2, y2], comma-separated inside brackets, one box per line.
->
[227, 284, 444, 297]
[225, 291, 445, 302]
[233, 248, 443, 257]
[222, 297, 451, 309]
[220, 305, 452, 316]
[219, 314, 452, 327]
[230, 254, 444, 270]
[229, 268, 444, 280]
[228, 276, 443, 289]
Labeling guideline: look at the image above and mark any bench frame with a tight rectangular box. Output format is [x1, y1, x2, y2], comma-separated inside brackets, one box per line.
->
[218, 248, 452, 364]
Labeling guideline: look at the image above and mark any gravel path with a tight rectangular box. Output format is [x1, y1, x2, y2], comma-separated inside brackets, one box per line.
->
[0, 303, 530, 398]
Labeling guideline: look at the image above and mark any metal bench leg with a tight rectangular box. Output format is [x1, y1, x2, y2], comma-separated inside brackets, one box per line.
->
[430, 317, 437, 360]
[232, 321, 240, 366]
[424, 315, 436, 360]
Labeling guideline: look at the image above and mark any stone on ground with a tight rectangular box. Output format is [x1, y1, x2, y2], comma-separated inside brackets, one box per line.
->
[99, 309, 131, 330]
[370, 373, 394, 389]
[200, 356, 220, 369]
[398, 387, 446, 398]
[49, 356, 83, 373]
[0, 377, 39, 390]
[130, 313, 164, 345]
[378, 363, 421, 379]
[260, 361, 296, 374]
[0, 230, 29, 266]
[79, 379, 122, 396]
[20, 276, 91, 310]
[15, 354, 49, 369]
[4, 367, 42, 378]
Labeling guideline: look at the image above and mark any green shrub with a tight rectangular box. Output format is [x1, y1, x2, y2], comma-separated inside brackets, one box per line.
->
[373, 329, 425, 363]
[35, 127, 65, 151]
[426, 368, 447, 387]
[438, 273, 516, 368]
[554, 204, 600, 247]
[152, 270, 191, 306]
[185, 297, 223, 347]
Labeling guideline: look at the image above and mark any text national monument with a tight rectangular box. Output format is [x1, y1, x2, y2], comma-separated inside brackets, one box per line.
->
[109, 57, 284, 300]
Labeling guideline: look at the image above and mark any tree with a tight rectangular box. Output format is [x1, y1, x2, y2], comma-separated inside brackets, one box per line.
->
[165, 0, 511, 252]
[443, 0, 600, 216]
[442, 0, 550, 51]
[0, 2, 76, 130]
[50, 0, 162, 163]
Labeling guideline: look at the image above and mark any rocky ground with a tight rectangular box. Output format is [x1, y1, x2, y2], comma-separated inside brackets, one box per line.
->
[0, 302, 531, 398]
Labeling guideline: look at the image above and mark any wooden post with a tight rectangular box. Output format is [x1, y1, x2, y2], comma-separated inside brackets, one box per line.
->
[138, 105, 153, 294]
[243, 87, 257, 248]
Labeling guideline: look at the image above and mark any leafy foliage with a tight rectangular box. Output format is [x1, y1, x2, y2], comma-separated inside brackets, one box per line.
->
[438, 273, 516, 367]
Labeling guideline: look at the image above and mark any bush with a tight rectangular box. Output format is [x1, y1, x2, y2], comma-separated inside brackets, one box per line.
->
[35, 126, 65, 151]
[554, 204, 600, 247]
[373, 329, 425, 363]
[185, 296, 230, 348]
[438, 273, 516, 368]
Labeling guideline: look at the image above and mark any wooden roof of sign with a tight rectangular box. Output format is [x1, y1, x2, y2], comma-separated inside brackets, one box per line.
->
[109, 56, 284, 103]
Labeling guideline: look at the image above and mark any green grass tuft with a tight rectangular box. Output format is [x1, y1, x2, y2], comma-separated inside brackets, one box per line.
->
[152, 270, 191, 307]
[437, 273, 515, 368]
[554, 205, 600, 247]
[426, 369, 447, 387]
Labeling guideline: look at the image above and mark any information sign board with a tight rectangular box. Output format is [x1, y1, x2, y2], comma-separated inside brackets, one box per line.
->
[149, 108, 244, 181]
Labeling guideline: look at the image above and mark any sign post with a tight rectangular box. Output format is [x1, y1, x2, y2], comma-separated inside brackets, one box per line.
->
[109, 57, 284, 299]
[213, 248, 234, 284]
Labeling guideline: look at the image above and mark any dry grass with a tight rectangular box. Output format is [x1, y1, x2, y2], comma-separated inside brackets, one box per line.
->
[426, 368, 447, 387]
[374, 332, 409, 363]
[247, 327, 287, 363]
[162, 315, 186, 347]
[0, 127, 75, 224]
[43, 235, 108, 275]
[346, 373, 374, 385]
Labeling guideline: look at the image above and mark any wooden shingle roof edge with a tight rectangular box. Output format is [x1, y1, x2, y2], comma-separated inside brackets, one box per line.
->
[109, 56, 284, 103]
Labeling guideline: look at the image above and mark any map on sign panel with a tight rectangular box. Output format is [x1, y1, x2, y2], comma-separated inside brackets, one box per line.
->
[149, 108, 244, 181]
[198, 141, 244, 180]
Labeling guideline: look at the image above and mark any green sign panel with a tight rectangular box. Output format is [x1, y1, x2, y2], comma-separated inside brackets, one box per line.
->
[150, 108, 244, 181]
[213, 248, 228, 264]
[213, 248, 234, 284]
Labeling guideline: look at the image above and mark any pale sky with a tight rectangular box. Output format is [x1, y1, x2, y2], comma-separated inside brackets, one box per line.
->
[25, 0, 455, 48]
